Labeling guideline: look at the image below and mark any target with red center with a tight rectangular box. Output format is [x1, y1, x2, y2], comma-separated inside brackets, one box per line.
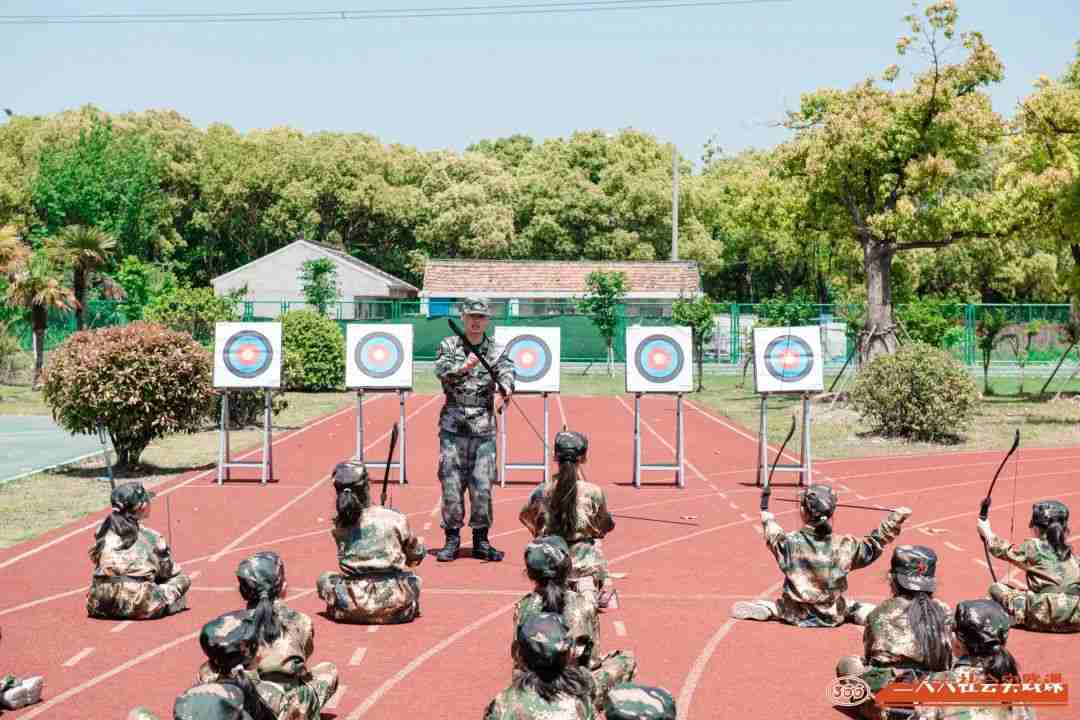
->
[355, 332, 404, 379]
[214, 322, 283, 388]
[625, 325, 693, 393]
[346, 324, 413, 389]
[635, 335, 685, 384]
[494, 327, 560, 392]
[752, 326, 825, 394]
[763, 335, 814, 383]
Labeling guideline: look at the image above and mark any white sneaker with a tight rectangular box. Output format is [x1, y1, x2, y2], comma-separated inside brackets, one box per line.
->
[730, 601, 771, 621]
[23, 676, 43, 705]
[1, 684, 28, 710]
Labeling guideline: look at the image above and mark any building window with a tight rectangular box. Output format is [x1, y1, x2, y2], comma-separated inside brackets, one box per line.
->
[353, 297, 391, 320]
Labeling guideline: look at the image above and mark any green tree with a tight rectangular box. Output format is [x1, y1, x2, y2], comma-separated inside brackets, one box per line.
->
[144, 286, 239, 345]
[5, 249, 77, 388]
[975, 308, 1008, 395]
[298, 257, 340, 315]
[577, 270, 627, 375]
[113, 255, 178, 321]
[45, 224, 118, 330]
[672, 295, 717, 391]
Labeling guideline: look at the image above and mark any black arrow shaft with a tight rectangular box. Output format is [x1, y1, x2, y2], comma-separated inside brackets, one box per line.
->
[772, 497, 895, 512]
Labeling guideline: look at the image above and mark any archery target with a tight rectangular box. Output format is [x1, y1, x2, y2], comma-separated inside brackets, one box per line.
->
[495, 327, 560, 393]
[752, 326, 824, 394]
[625, 326, 693, 393]
[346, 324, 413, 389]
[214, 322, 282, 388]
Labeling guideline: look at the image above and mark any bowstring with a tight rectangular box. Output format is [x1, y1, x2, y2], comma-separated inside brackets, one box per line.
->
[1008, 425, 1021, 584]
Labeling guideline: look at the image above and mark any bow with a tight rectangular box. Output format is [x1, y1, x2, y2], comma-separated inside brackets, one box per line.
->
[979, 428, 1020, 583]
[381, 422, 400, 508]
[447, 318, 508, 414]
[761, 414, 797, 511]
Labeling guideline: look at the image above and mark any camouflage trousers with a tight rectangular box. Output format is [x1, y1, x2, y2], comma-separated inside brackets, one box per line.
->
[317, 570, 422, 624]
[86, 573, 191, 620]
[835, 657, 929, 720]
[588, 650, 637, 714]
[438, 431, 496, 531]
[738, 598, 875, 627]
[989, 582, 1080, 633]
[258, 664, 340, 720]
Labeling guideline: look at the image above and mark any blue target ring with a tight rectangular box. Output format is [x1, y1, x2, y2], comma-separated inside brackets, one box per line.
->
[634, 334, 684, 384]
[764, 335, 814, 383]
[223, 330, 274, 380]
[506, 334, 552, 383]
[355, 332, 404, 379]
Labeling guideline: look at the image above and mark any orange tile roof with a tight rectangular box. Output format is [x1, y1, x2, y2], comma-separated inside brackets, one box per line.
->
[421, 260, 701, 295]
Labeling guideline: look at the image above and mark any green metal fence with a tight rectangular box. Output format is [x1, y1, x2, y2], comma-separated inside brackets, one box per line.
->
[9, 298, 1080, 367]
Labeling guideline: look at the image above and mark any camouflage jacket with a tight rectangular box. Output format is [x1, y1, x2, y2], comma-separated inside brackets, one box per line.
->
[520, 479, 615, 543]
[987, 535, 1080, 594]
[91, 525, 178, 582]
[913, 662, 1037, 720]
[484, 686, 595, 720]
[198, 602, 315, 682]
[513, 589, 600, 669]
[332, 506, 426, 576]
[763, 511, 905, 625]
[178, 674, 276, 720]
[863, 596, 953, 668]
[434, 334, 515, 436]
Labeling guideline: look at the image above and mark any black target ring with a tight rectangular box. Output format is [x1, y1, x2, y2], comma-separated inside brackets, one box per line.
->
[763, 335, 814, 383]
[355, 331, 405, 379]
[634, 333, 685, 384]
[223, 330, 274, 380]
[506, 334, 553, 383]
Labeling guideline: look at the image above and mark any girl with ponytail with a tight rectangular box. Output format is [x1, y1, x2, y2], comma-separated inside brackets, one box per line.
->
[520, 430, 619, 610]
[834, 545, 953, 720]
[913, 600, 1034, 720]
[197, 552, 339, 720]
[86, 482, 191, 620]
[316, 459, 427, 624]
[512, 537, 637, 714]
[978, 499, 1080, 633]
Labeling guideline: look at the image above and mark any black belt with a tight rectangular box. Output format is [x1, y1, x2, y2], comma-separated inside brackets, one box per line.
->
[93, 574, 151, 584]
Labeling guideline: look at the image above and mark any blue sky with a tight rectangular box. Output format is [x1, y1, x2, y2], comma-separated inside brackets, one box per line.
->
[3, 1, 1077, 165]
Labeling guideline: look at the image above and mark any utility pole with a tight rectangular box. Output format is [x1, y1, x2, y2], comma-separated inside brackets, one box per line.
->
[671, 144, 679, 261]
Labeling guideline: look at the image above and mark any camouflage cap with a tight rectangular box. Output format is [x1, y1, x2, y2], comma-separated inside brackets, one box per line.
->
[332, 460, 369, 493]
[515, 612, 572, 672]
[1030, 500, 1069, 528]
[459, 297, 492, 317]
[236, 551, 284, 597]
[890, 545, 937, 592]
[955, 599, 1011, 652]
[800, 484, 836, 519]
[111, 482, 155, 512]
[173, 683, 249, 720]
[524, 536, 571, 580]
[199, 610, 257, 671]
[605, 684, 677, 720]
[554, 430, 588, 462]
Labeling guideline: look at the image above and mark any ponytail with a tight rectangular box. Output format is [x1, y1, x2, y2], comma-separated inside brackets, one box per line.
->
[237, 561, 284, 645]
[982, 647, 1020, 683]
[807, 514, 832, 541]
[1044, 521, 1073, 562]
[902, 590, 951, 672]
[89, 508, 140, 564]
[546, 461, 579, 539]
[335, 485, 368, 528]
[514, 664, 592, 704]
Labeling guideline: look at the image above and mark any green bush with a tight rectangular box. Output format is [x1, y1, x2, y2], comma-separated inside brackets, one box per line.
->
[897, 300, 964, 349]
[212, 350, 304, 428]
[0, 321, 29, 384]
[144, 286, 239, 344]
[282, 309, 344, 390]
[42, 322, 215, 467]
[850, 342, 978, 443]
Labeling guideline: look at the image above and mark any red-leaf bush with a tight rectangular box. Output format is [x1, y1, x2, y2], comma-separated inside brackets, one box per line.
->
[42, 322, 215, 468]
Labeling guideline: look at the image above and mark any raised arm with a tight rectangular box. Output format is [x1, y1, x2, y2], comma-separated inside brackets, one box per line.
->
[761, 511, 788, 561]
[849, 508, 911, 570]
[433, 337, 468, 382]
[398, 516, 427, 567]
[519, 485, 545, 536]
[978, 520, 1035, 570]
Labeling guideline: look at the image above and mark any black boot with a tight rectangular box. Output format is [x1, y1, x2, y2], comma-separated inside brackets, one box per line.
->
[437, 529, 460, 562]
[471, 528, 504, 562]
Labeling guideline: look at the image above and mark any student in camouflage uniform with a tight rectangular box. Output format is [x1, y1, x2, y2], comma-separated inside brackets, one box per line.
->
[512, 536, 637, 713]
[605, 684, 677, 720]
[0, 628, 43, 712]
[485, 613, 595, 720]
[978, 500, 1080, 633]
[731, 484, 911, 627]
[128, 610, 276, 720]
[433, 296, 515, 563]
[316, 460, 426, 623]
[199, 552, 338, 719]
[835, 546, 953, 720]
[912, 600, 1036, 720]
[86, 482, 191, 620]
[520, 430, 619, 609]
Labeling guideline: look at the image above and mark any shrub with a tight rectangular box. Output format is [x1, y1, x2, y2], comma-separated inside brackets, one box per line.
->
[896, 300, 964, 349]
[0, 321, 28, 384]
[850, 342, 978, 443]
[212, 350, 304, 428]
[42, 322, 215, 468]
[282, 309, 344, 390]
[144, 286, 239, 345]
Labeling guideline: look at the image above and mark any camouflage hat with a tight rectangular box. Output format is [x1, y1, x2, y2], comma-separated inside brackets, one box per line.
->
[890, 545, 938, 592]
[800, 484, 836, 519]
[199, 610, 257, 671]
[459, 297, 492, 317]
[605, 684, 677, 720]
[111, 482, 155, 512]
[554, 431, 588, 462]
[1030, 500, 1069, 529]
[516, 613, 572, 672]
[236, 551, 284, 597]
[955, 599, 1011, 652]
[332, 460, 369, 493]
[172, 684, 249, 720]
[524, 536, 571, 580]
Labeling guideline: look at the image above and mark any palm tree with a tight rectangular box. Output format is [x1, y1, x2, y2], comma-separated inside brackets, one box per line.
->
[6, 250, 77, 388]
[46, 225, 117, 330]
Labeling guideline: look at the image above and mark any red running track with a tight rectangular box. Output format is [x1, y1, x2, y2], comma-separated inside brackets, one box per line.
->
[1, 393, 1078, 719]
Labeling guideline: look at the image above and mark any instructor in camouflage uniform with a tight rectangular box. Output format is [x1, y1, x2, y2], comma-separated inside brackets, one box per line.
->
[433, 297, 515, 562]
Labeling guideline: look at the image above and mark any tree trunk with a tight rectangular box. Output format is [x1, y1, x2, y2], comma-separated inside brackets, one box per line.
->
[31, 305, 46, 389]
[607, 342, 614, 376]
[696, 338, 704, 392]
[73, 267, 86, 331]
[861, 239, 898, 363]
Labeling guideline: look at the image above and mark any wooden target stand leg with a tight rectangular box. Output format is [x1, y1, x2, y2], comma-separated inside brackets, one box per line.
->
[498, 392, 550, 487]
[354, 388, 408, 484]
[216, 389, 274, 485]
[756, 392, 813, 487]
[632, 392, 685, 489]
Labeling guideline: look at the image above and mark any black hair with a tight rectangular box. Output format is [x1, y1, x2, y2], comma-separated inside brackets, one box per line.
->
[526, 550, 571, 615]
[238, 563, 284, 646]
[513, 664, 593, 704]
[893, 580, 951, 673]
[545, 460, 580, 540]
[89, 508, 140, 565]
[335, 482, 370, 529]
[1043, 520, 1074, 562]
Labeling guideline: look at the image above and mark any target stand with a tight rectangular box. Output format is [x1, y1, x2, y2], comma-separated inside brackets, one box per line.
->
[353, 389, 409, 484]
[498, 392, 551, 487]
[216, 389, 275, 485]
[755, 393, 812, 487]
[631, 392, 685, 488]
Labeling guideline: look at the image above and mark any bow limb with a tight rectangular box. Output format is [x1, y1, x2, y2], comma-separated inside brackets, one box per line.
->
[381, 423, 399, 508]
[762, 415, 797, 511]
[979, 429, 1020, 584]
